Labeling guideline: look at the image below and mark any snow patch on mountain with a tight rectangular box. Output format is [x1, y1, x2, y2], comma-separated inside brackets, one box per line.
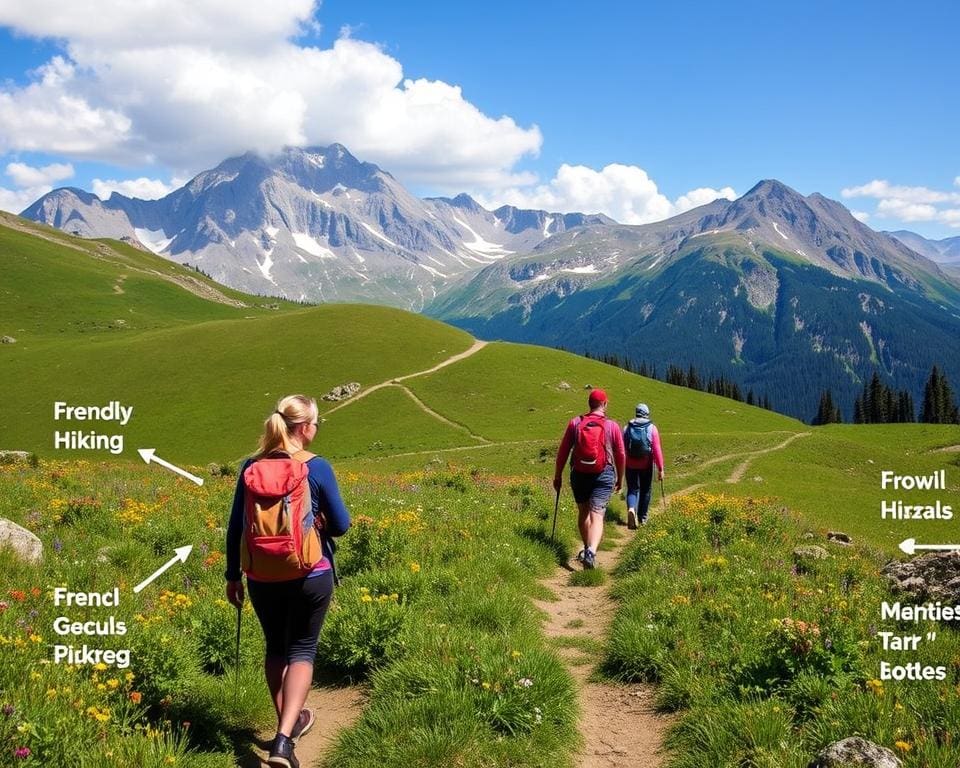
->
[453, 215, 513, 257]
[134, 227, 173, 254]
[292, 232, 336, 259]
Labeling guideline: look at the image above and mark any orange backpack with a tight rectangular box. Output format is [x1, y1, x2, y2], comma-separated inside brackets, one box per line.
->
[240, 450, 322, 581]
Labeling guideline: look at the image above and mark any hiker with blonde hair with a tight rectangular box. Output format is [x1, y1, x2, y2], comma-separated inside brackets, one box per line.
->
[225, 394, 350, 768]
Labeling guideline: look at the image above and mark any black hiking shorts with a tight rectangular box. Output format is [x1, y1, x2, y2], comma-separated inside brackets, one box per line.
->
[247, 569, 334, 664]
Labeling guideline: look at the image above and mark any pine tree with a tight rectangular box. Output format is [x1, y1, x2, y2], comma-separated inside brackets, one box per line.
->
[853, 394, 865, 424]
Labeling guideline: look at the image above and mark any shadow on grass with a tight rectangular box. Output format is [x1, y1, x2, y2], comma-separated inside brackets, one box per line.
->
[517, 522, 572, 567]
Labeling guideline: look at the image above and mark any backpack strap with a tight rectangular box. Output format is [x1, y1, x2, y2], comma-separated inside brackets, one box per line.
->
[291, 450, 315, 463]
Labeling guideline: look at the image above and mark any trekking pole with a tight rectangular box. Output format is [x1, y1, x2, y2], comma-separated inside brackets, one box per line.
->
[233, 602, 242, 707]
[660, 476, 666, 512]
[550, 486, 560, 541]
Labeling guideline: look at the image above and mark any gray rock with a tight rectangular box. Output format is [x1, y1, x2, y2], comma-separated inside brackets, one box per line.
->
[882, 551, 960, 603]
[557, 381, 571, 391]
[794, 545, 829, 560]
[322, 382, 362, 402]
[0, 336, 15, 344]
[828, 531, 853, 544]
[807, 737, 902, 768]
[0, 518, 42, 564]
[0, 451, 30, 463]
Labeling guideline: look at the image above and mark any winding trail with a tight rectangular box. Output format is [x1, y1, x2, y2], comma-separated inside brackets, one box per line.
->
[322, 340, 488, 417]
[532, 429, 810, 766]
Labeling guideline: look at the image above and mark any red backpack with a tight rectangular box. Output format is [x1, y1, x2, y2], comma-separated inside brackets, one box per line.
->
[240, 450, 322, 581]
[572, 414, 608, 474]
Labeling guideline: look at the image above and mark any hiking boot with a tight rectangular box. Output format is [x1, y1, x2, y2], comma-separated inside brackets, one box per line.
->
[583, 549, 596, 569]
[266, 733, 299, 768]
[575, 549, 585, 563]
[639, 516, 648, 526]
[627, 508, 638, 530]
[290, 709, 314, 743]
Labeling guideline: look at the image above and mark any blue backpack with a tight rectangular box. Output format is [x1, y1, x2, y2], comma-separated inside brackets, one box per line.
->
[625, 420, 653, 459]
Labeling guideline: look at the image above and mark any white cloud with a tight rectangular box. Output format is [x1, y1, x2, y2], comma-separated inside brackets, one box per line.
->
[842, 178, 960, 229]
[851, 210, 871, 223]
[842, 179, 960, 205]
[5, 161, 74, 187]
[480, 163, 735, 224]
[0, 6, 542, 189]
[0, 185, 52, 214]
[92, 177, 178, 200]
[955, 176, 960, 188]
[0, 159, 76, 214]
[877, 199, 937, 222]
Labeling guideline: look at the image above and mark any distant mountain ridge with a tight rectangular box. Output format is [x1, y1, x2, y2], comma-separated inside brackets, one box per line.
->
[22, 144, 612, 309]
[427, 180, 960, 421]
[886, 230, 960, 264]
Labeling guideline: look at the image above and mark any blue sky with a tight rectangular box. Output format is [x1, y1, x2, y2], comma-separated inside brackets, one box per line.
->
[0, 0, 957, 237]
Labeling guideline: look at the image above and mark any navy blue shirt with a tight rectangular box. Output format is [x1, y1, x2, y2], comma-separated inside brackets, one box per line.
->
[225, 454, 351, 581]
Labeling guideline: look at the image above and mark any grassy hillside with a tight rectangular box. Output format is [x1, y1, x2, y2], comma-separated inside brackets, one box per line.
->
[3, 217, 954, 556]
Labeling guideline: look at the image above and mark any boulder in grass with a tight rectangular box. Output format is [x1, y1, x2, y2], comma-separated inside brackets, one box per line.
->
[1, 336, 15, 344]
[882, 551, 960, 603]
[807, 737, 902, 768]
[0, 518, 43, 564]
[828, 531, 853, 545]
[793, 545, 830, 561]
[322, 382, 361, 402]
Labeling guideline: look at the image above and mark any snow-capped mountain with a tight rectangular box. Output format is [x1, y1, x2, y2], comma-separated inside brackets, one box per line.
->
[21, 144, 612, 308]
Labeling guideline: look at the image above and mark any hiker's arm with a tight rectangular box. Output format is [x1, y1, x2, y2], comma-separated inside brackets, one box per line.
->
[312, 459, 351, 537]
[553, 422, 575, 489]
[652, 426, 665, 479]
[224, 465, 246, 606]
[612, 425, 626, 492]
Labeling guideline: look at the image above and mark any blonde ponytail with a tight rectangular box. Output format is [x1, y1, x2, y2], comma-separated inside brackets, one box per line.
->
[255, 394, 318, 458]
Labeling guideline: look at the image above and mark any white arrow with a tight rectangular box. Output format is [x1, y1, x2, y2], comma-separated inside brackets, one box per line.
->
[138, 448, 204, 486]
[133, 545, 194, 593]
[899, 538, 960, 556]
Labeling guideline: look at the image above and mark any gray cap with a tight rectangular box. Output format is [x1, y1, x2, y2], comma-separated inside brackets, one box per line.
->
[636, 403, 650, 418]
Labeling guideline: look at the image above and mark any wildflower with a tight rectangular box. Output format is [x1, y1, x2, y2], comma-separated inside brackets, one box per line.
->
[866, 679, 884, 696]
[130, 692, 142, 704]
[410, 562, 421, 574]
[8, 590, 26, 602]
[0, 601, 7, 612]
[361, 595, 373, 603]
[29, 634, 42, 643]
[511, 650, 522, 660]
[2, 704, 14, 717]
[894, 741, 912, 752]
[93, 662, 108, 671]
[481, 682, 491, 690]
[107, 679, 120, 689]
[518, 678, 533, 687]
[14, 747, 31, 759]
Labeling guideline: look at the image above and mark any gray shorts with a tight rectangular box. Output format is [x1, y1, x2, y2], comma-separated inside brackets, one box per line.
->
[570, 465, 616, 511]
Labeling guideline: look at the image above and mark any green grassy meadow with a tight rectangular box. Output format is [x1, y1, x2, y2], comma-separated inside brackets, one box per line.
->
[2, 220, 959, 766]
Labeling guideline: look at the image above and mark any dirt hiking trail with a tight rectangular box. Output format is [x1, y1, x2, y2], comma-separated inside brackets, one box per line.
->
[534, 524, 672, 768]
[534, 431, 807, 766]
[240, 685, 365, 768]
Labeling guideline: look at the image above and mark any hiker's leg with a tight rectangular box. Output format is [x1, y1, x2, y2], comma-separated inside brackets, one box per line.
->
[576, 502, 592, 547]
[264, 657, 286, 717]
[625, 467, 640, 511]
[587, 506, 605, 552]
[277, 570, 335, 736]
[637, 466, 654, 522]
[247, 579, 294, 718]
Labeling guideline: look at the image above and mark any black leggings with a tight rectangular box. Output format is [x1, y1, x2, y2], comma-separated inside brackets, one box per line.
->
[247, 569, 334, 664]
